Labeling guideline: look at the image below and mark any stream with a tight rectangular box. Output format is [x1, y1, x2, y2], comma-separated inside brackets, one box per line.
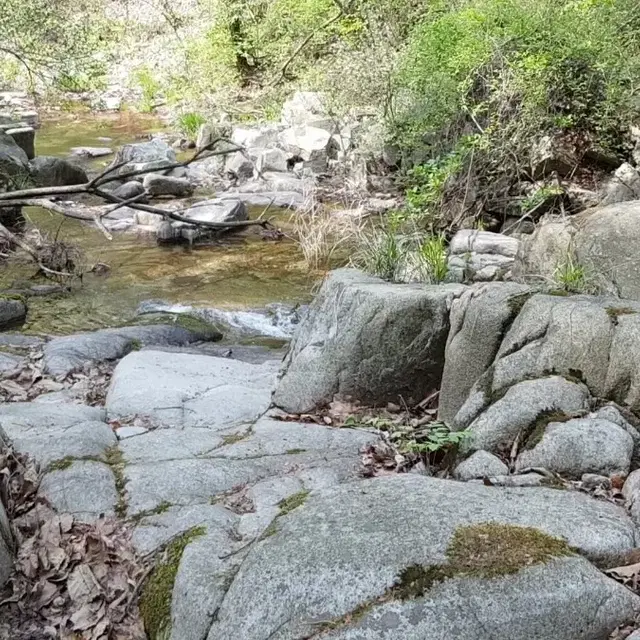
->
[1, 113, 319, 336]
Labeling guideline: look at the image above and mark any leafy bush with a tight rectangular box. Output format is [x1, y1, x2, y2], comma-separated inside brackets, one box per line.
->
[133, 67, 161, 113]
[0, 0, 109, 90]
[391, 0, 640, 218]
[177, 112, 207, 137]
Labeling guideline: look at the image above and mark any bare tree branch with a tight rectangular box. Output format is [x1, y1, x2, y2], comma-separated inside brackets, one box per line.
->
[0, 138, 275, 233]
[270, 9, 344, 87]
[0, 220, 73, 278]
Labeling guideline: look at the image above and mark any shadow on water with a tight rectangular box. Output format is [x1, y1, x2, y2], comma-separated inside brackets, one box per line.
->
[1, 114, 319, 335]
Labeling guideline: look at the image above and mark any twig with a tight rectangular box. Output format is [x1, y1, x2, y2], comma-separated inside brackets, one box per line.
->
[500, 198, 547, 235]
[95, 189, 273, 230]
[0, 220, 73, 277]
[270, 10, 344, 87]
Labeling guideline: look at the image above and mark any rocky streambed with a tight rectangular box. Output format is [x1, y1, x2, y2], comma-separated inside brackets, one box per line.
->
[5, 92, 640, 640]
[4, 268, 640, 639]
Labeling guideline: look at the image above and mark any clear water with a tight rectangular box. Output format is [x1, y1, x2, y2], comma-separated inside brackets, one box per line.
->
[1, 113, 319, 335]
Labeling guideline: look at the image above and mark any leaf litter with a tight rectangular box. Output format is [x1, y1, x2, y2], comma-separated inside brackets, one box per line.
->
[275, 391, 469, 476]
[0, 344, 114, 405]
[0, 447, 146, 640]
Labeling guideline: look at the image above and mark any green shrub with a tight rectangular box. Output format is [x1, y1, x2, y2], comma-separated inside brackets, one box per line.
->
[134, 66, 161, 113]
[0, 0, 110, 90]
[177, 112, 207, 137]
[391, 0, 640, 218]
[418, 234, 448, 283]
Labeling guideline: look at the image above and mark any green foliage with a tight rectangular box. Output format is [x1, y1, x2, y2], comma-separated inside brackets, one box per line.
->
[391, 0, 640, 216]
[177, 112, 207, 137]
[400, 422, 469, 456]
[553, 252, 587, 292]
[406, 156, 459, 214]
[352, 212, 450, 284]
[521, 185, 564, 213]
[418, 234, 448, 283]
[134, 67, 161, 113]
[0, 0, 109, 90]
[353, 216, 402, 281]
[345, 414, 469, 467]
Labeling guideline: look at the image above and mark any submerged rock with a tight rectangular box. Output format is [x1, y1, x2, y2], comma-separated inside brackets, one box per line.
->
[137, 301, 303, 339]
[70, 146, 113, 158]
[0, 296, 27, 330]
[43, 322, 221, 377]
[29, 156, 88, 187]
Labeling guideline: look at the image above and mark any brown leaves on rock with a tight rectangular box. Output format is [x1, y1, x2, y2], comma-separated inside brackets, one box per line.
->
[0, 346, 114, 405]
[0, 447, 39, 521]
[0, 448, 146, 640]
[4, 506, 147, 640]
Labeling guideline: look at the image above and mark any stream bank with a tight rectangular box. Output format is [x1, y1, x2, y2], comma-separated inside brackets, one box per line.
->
[1, 112, 321, 336]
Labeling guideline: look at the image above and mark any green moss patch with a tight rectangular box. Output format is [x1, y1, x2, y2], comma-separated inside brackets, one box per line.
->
[318, 523, 572, 633]
[445, 523, 572, 578]
[130, 501, 173, 524]
[278, 491, 309, 515]
[260, 520, 279, 539]
[47, 456, 75, 472]
[523, 410, 573, 450]
[140, 526, 206, 639]
[104, 445, 127, 518]
[134, 312, 222, 341]
[221, 431, 249, 445]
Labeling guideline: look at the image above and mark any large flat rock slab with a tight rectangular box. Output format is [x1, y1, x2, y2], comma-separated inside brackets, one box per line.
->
[119, 428, 224, 464]
[44, 324, 221, 377]
[133, 504, 238, 556]
[315, 557, 639, 640]
[211, 417, 376, 460]
[106, 350, 279, 428]
[38, 461, 117, 523]
[0, 402, 113, 467]
[206, 475, 640, 640]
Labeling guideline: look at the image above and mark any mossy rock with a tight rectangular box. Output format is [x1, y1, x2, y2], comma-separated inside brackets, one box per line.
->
[140, 526, 206, 639]
[133, 312, 222, 341]
[323, 523, 573, 632]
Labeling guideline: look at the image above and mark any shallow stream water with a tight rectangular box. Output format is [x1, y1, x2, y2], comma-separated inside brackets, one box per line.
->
[1, 113, 319, 335]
